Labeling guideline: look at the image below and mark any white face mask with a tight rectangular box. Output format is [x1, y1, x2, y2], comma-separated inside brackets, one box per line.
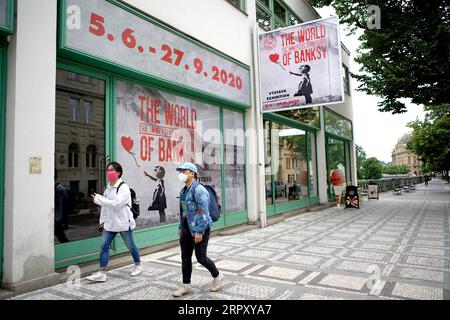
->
[178, 173, 188, 183]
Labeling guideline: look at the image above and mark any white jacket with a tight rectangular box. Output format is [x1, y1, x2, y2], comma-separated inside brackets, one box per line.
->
[95, 178, 136, 232]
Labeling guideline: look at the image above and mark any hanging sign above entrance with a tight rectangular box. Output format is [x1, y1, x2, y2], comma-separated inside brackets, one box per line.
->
[59, 0, 250, 107]
[259, 16, 344, 113]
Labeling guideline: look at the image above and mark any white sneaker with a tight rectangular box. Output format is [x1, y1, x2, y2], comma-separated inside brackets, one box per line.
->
[86, 271, 107, 282]
[172, 285, 193, 297]
[210, 274, 224, 292]
[130, 265, 142, 277]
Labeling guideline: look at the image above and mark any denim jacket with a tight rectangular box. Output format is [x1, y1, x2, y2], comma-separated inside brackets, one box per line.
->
[178, 181, 212, 236]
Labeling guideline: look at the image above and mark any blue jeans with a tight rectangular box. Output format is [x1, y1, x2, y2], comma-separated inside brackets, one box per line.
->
[100, 229, 141, 269]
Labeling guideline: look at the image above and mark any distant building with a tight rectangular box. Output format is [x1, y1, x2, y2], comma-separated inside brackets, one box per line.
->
[391, 133, 422, 175]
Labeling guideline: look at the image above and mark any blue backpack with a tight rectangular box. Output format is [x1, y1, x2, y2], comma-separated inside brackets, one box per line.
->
[191, 182, 221, 222]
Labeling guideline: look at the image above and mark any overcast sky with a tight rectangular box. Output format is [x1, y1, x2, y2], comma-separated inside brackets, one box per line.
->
[315, 6, 425, 163]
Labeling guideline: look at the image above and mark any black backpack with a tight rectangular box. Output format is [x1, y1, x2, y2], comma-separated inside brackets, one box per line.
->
[117, 182, 140, 219]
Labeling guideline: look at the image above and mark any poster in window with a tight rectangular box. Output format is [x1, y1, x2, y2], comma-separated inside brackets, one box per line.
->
[116, 80, 221, 228]
[259, 16, 344, 112]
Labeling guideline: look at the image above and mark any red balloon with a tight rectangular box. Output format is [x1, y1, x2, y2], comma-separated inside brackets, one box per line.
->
[269, 53, 279, 63]
[121, 136, 133, 153]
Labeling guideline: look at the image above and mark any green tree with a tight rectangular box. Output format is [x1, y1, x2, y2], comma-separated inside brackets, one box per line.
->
[355, 144, 367, 179]
[362, 157, 383, 179]
[383, 163, 410, 175]
[309, 0, 450, 114]
[407, 104, 450, 179]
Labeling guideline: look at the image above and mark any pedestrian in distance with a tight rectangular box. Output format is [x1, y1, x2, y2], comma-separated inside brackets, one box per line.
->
[54, 182, 70, 243]
[87, 161, 142, 282]
[172, 162, 224, 297]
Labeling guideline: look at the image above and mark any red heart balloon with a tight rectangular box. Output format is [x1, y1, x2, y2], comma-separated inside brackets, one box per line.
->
[269, 53, 279, 63]
[121, 136, 133, 153]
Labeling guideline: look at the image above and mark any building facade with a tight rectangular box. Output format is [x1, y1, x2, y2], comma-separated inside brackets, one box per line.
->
[391, 133, 422, 175]
[0, 0, 356, 293]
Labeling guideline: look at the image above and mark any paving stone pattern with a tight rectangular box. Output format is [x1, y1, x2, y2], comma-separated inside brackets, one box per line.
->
[13, 180, 450, 300]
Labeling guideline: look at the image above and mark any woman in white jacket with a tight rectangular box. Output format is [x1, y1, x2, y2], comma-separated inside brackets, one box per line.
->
[86, 162, 141, 282]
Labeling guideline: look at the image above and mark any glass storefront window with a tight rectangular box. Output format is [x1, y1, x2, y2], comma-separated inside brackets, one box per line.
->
[275, 108, 320, 128]
[224, 109, 246, 212]
[324, 109, 352, 140]
[272, 123, 308, 203]
[116, 80, 222, 229]
[55, 69, 106, 244]
[264, 120, 273, 205]
[326, 137, 352, 194]
[307, 132, 318, 197]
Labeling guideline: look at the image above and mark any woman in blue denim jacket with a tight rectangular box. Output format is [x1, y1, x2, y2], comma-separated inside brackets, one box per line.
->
[172, 162, 224, 297]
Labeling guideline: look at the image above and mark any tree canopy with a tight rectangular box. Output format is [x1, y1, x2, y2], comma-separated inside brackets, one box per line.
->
[355, 144, 367, 179]
[407, 104, 450, 173]
[309, 0, 450, 114]
[361, 157, 383, 180]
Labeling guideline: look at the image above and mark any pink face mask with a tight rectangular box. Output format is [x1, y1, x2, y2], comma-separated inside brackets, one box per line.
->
[107, 171, 120, 181]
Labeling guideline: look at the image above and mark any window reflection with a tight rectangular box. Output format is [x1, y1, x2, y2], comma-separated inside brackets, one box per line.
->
[264, 120, 273, 205]
[326, 137, 352, 196]
[55, 69, 106, 244]
[272, 123, 308, 203]
[224, 109, 246, 213]
[257, 5, 271, 31]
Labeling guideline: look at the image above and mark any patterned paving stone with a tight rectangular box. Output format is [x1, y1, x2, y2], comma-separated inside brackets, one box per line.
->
[119, 286, 173, 300]
[349, 250, 387, 262]
[329, 233, 356, 239]
[413, 240, 444, 247]
[398, 267, 443, 282]
[335, 260, 379, 273]
[225, 283, 277, 299]
[215, 260, 252, 272]
[299, 293, 343, 300]
[405, 256, 446, 269]
[302, 246, 338, 255]
[416, 233, 445, 239]
[278, 235, 308, 243]
[254, 240, 296, 250]
[234, 248, 278, 260]
[359, 243, 393, 251]
[222, 237, 258, 245]
[282, 254, 324, 266]
[409, 247, 446, 257]
[257, 266, 304, 280]
[318, 274, 368, 291]
[207, 244, 238, 253]
[316, 239, 348, 246]
[391, 283, 443, 300]
[368, 236, 399, 243]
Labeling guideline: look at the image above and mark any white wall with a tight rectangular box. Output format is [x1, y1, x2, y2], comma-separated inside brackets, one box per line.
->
[3, 0, 58, 289]
[123, 0, 253, 66]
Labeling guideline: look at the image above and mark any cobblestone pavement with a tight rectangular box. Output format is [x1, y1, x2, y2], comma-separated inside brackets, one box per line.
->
[13, 179, 450, 300]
